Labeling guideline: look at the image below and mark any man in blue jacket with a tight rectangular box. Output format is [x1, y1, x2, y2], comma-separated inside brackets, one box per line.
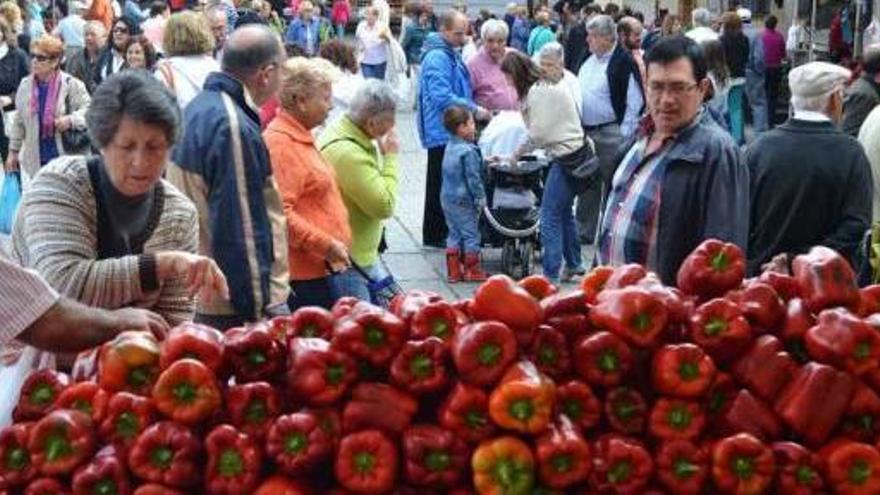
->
[417, 9, 489, 247]
[285, 1, 322, 56]
[168, 25, 291, 329]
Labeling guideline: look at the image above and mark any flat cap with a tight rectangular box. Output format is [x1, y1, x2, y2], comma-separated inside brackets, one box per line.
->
[788, 61, 851, 98]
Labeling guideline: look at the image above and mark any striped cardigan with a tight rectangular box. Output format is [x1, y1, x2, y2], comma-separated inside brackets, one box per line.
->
[10, 157, 199, 325]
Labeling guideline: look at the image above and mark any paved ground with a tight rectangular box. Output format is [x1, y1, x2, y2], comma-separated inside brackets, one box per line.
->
[384, 107, 595, 299]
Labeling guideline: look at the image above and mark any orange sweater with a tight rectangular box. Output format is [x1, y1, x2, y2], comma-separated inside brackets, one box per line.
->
[264, 111, 352, 281]
[85, 0, 113, 30]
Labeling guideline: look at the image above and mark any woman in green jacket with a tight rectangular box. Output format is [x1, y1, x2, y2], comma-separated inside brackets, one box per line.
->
[527, 10, 555, 56]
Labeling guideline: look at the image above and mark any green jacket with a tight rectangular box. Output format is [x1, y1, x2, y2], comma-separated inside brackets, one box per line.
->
[318, 115, 398, 267]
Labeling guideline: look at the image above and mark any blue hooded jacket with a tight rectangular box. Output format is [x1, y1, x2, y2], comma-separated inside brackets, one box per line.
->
[417, 33, 475, 149]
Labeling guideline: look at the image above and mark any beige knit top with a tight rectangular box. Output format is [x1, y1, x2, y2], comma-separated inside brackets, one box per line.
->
[11, 156, 199, 325]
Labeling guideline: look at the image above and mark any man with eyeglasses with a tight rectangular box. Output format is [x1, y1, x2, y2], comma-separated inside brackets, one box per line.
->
[595, 35, 748, 286]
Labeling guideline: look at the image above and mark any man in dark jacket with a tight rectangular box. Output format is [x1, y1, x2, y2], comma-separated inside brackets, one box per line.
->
[563, 2, 600, 73]
[842, 44, 880, 136]
[596, 35, 748, 285]
[747, 61, 872, 274]
[167, 25, 291, 329]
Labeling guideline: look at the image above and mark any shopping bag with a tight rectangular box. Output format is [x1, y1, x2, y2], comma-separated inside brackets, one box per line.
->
[0, 170, 21, 234]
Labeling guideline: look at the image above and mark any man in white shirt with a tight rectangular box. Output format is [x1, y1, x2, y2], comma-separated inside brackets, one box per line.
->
[686, 8, 719, 44]
[53, 1, 87, 51]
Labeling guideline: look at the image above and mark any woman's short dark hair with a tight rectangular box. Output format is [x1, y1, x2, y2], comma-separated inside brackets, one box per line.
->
[645, 35, 707, 84]
[500, 50, 541, 100]
[87, 71, 181, 148]
[125, 35, 158, 70]
[443, 104, 472, 134]
[319, 39, 358, 73]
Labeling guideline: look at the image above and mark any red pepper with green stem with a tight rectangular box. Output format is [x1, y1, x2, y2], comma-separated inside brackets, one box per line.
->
[99, 392, 156, 449]
[604, 387, 647, 435]
[820, 440, 880, 495]
[471, 436, 535, 495]
[841, 382, 880, 442]
[402, 425, 468, 488]
[222, 324, 284, 383]
[127, 421, 200, 489]
[24, 478, 69, 495]
[471, 274, 544, 348]
[535, 415, 591, 489]
[0, 423, 36, 487]
[286, 337, 357, 406]
[772, 441, 825, 494]
[652, 343, 716, 398]
[159, 322, 224, 372]
[488, 360, 557, 434]
[731, 335, 798, 402]
[71, 449, 130, 495]
[342, 382, 418, 435]
[151, 358, 221, 425]
[288, 306, 335, 339]
[676, 239, 746, 298]
[555, 380, 601, 432]
[331, 305, 407, 366]
[529, 325, 571, 380]
[27, 409, 95, 476]
[335, 430, 398, 493]
[438, 382, 495, 443]
[13, 370, 69, 422]
[225, 381, 280, 440]
[792, 246, 861, 313]
[572, 331, 633, 387]
[389, 337, 449, 395]
[711, 433, 776, 495]
[689, 298, 752, 364]
[648, 398, 706, 441]
[450, 321, 518, 388]
[204, 424, 262, 495]
[590, 286, 668, 348]
[410, 301, 459, 344]
[590, 436, 654, 495]
[806, 308, 880, 376]
[98, 331, 161, 396]
[54, 382, 109, 425]
[655, 440, 709, 495]
[266, 412, 333, 476]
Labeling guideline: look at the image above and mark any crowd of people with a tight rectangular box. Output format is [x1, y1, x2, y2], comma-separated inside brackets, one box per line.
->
[0, 0, 879, 405]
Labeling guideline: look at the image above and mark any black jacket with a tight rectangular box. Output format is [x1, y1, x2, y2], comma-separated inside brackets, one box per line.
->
[576, 44, 644, 125]
[721, 32, 749, 78]
[747, 119, 873, 273]
[564, 21, 588, 74]
[842, 75, 880, 137]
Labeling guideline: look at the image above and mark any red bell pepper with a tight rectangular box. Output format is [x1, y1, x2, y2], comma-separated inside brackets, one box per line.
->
[652, 343, 716, 398]
[27, 410, 95, 476]
[159, 322, 224, 373]
[225, 381, 280, 439]
[288, 306, 335, 340]
[540, 290, 587, 321]
[775, 362, 855, 446]
[820, 440, 880, 495]
[222, 323, 284, 383]
[254, 476, 312, 495]
[402, 425, 468, 487]
[711, 433, 775, 495]
[717, 389, 783, 441]
[306, 407, 342, 447]
[518, 274, 558, 301]
[676, 239, 746, 298]
[535, 415, 591, 489]
[759, 270, 801, 302]
[471, 436, 535, 495]
[572, 331, 633, 387]
[591, 436, 653, 494]
[343, 382, 418, 435]
[689, 298, 752, 363]
[581, 265, 614, 304]
[286, 337, 357, 406]
[410, 300, 459, 344]
[555, 380, 601, 432]
[151, 358, 221, 425]
[731, 335, 798, 402]
[127, 421, 200, 488]
[528, 325, 571, 380]
[648, 398, 706, 441]
[204, 424, 262, 495]
[705, 372, 737, 422]
[53, 382, 109, 425]
[772, 441, 824, 494]
[389, 290, 443, 324]
[860, 284, 880, 317]
[471, 274, 544, 348]
[604, 387, 647, 435]
[13, 370, 69, 422]
[331, 296, 362, 319]
[544, 313, 589, 346]
[841, 382, 880, 442]
[438, 382, 495, 443]
[781, 298, 815, 363]
[655, 440, 709, 495]
[335, 430, 398, 493]
[98, 331, 161, 396]
[99, 392, 156, 448]
[71, 449, 130, 495]
[605, 263, 647, 290]
[488, 360, 557, 434]
[0, 423, 36, 487]
[331, 305, 407, 366]
[24, 478, 69, 495]
[730, 281, 785, 332]
[132, 485, 184, 495]
[590, 286, 668, 348]
[792, 246, 861, 313]
[389, 337, 449, 395]
[266, 412, 333, 476]
[806, 308, 880, 376]
[450, 321, 518, 388]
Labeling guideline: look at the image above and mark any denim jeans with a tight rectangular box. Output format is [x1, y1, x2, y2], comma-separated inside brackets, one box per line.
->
[362, 62, 387, 80]
[330, 263, 388, 302]
[541, 163, 583, 282]
[443, 199, 481, 253]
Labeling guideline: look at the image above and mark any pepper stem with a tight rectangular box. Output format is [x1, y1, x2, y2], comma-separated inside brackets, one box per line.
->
[29, 383, 55, 406]
[115, 411, 140, 440]
[424, 450, 451, 471]
[607, 461, 632, 483]
[128, 366, 151, 388]
[493, 458, 523, 488]
[5, 446, 28, 470]
[537, 345, 557, 365]
[562, 400, 582, 420]
[244, 399, 267, 424]
[325, 364, 345, 385]
[710, 251, 729, 271]
[43, 431, 72, 462]
[409, 354, 434, 378]
[667, 406, 693, 429]
[301, 323, 318, 337]
[614, 401, 637, 419]
[72, 399, 93, 415]
[631, 313, 652, 333]
[704, 318, 727, 336]
[465, 410, 487, 429]
[849, 460, 871, 485]
[93, 479, 118, 495]
[674, 458, 698, 479]
[508, 399, 535, 421]
[150, 447, 174, 469]
[551, 454, 572, 473]
[855, 342, 873, 360]
[431, 319, 450, 339]
[678, 361, 699, 381]
[598, 351, 619, 373]
[364, 326, 386, 348]
[172, 382, 197, 404]
[246, 349, 267, 366]
[477, 344, 502, 366]
[218, 449, 244, 477]
[796, 465, 816, 485]
[732, 456, 754, 479]
[353, 452, 375, 474]
[284, 432, 308, 455]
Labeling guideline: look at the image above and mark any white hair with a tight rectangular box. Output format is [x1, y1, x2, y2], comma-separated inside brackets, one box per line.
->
[586, 14, 617, 41]
[692, 8, 712, 27]
[348, 79, 398, 124]
[536, 41, 564, 65]
[791, 92, 834, 113]
[480, 18, 508, 41]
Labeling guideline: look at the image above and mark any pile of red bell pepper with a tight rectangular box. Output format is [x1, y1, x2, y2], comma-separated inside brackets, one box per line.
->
[7, 240, 880, 493]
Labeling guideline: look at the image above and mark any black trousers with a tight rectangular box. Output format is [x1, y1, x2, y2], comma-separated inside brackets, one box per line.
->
[423, 145, 448, 247]
[289, 277, 335, 310]
[766, 67, 783, 127]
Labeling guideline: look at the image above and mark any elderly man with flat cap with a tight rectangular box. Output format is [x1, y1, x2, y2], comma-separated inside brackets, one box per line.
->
[747, 61, 873, 275]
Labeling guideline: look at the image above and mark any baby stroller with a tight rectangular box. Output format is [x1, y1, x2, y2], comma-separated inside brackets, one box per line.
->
[478, 112, 548, 279]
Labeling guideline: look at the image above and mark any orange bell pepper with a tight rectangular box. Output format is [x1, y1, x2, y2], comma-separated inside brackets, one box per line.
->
[98, 331, 161, 396]
[471, 436, 535, 495]
[151, 358, 222, 425]
[488, 361, 556, 434]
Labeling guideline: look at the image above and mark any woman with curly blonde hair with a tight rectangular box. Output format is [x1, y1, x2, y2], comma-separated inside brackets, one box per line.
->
[155, 10, 218, 109]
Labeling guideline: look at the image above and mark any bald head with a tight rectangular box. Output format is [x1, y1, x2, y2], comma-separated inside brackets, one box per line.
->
[221, 24, 283, 78]
[439, 9, 468, 48]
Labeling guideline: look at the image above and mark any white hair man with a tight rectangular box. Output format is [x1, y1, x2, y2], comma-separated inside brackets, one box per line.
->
[468, 19, 518, 112]
[686, 7, 718, 44]
[747, 62, 872, 275]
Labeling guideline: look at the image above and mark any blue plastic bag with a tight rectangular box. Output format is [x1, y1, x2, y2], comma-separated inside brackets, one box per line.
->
[0, 171, 21, 234]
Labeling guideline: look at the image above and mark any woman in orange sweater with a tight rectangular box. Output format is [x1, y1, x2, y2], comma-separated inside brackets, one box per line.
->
[85, 0, 113, 30]
[264, 57, 352, 309]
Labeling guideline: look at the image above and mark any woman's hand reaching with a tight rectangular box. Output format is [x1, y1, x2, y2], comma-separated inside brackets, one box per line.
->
[156, 252, 230, 302]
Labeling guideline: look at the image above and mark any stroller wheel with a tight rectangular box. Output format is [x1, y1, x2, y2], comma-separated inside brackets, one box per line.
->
[501, 241, 518, 278]
[519, 240, 534, 278]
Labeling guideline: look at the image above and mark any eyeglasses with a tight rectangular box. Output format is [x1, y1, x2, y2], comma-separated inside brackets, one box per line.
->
[32, 53, 57, 62]
[113, 26, 129, 34]
[647, 82, 700, 97]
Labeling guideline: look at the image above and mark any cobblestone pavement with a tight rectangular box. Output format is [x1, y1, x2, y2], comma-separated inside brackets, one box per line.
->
[383, 107, 595, 299]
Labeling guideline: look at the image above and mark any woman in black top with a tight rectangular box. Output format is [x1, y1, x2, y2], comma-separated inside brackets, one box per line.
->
[0, 17, 30, 161]
[720, 11, 749, 144]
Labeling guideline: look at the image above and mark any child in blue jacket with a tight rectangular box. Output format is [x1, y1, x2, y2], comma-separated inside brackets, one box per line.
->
[441, 105, 488, 282]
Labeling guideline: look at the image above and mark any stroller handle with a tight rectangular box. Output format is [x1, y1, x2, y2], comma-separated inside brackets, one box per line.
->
[482, 206, 540, 238]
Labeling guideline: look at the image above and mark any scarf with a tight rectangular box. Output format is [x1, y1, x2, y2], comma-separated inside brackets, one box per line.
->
[30, 72, 61, 140]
